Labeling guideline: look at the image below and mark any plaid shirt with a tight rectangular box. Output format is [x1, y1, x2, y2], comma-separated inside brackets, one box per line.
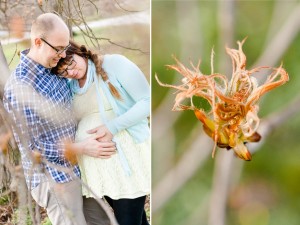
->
[3, 49, 80, 189]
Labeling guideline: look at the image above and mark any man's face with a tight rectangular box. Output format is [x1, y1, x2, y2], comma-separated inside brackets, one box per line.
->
[38, 29, 70, 68]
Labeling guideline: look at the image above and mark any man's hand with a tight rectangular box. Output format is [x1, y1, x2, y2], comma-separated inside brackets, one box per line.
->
[87, 125, 114, 142]
[71, 133, 116, 159]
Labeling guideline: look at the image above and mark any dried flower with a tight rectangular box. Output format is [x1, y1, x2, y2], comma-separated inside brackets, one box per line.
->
[0, 132, 12, 156]
[156, 39, 289, 161]
[32, 150, 42, 164]
[37, 0, 43, 6]
[63, 141, 78, 166]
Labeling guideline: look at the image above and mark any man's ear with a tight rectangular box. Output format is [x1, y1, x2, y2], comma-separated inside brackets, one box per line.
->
[34, 38, 42, 47]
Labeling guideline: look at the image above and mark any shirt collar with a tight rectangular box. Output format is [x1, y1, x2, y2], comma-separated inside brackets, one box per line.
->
[20, 49, 52, 75]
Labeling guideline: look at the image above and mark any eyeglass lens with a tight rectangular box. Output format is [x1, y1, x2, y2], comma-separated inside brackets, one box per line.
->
[41, 38, 70, 54]
[59, 57, 76, 77]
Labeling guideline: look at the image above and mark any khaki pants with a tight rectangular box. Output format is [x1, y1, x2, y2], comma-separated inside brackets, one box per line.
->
[83, 196, 111, 225]
[31, 180, 87, 225]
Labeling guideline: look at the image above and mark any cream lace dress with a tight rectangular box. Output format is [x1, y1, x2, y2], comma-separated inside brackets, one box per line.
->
[73, 81, 150, 200]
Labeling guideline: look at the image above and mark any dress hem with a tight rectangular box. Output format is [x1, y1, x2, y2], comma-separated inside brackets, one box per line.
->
[83, 190, 150, 200]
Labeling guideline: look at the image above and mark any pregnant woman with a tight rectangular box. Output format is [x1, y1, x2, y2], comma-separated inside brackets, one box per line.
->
[52, 40, 150, 225]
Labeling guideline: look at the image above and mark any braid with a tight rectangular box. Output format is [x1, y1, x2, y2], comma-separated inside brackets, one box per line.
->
[91, 54, 122, 100]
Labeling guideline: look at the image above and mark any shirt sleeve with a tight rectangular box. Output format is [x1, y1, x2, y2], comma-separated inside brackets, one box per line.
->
[3, 83, 67, 164]
[105, 55, 150, 134]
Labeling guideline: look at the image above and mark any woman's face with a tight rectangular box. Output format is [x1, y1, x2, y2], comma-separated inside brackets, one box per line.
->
[59, 54, 88, 80]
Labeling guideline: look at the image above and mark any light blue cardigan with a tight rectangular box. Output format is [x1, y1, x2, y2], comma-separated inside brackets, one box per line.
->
[100, 54, 150, 143]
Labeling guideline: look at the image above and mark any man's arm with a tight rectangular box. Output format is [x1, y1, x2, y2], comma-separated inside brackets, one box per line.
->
[69, 133, 116, 159]
[3, 84, 67, 163]
[4, 84, 116, 164]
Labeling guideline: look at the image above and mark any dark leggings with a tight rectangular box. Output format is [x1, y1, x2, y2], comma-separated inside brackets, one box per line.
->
[104, 195, 149, 225]
[83, 195, 149, 225]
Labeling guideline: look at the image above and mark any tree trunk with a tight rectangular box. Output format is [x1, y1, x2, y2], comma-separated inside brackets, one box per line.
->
[0, 42, 10, 99]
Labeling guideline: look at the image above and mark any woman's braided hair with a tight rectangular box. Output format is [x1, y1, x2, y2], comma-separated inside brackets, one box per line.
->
[52, 40, 121, 99]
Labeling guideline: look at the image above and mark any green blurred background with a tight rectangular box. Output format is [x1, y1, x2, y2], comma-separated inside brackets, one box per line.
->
[152, 1, 300, 225]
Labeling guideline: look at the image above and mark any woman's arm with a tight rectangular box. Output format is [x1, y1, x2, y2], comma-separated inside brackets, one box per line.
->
[105, 54, 150, 135]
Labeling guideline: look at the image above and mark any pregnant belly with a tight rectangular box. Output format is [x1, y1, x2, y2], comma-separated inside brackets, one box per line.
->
[75, 113, 104, 142]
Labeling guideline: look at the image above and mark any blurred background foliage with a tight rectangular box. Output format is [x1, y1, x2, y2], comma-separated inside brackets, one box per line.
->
[152, 1, 300, 225]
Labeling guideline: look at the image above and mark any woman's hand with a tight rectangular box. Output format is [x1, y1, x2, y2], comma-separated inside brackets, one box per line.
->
[87, 125, 114, 142]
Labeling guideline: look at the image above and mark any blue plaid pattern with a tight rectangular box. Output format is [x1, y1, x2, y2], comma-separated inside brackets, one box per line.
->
[3, 49, 80, 189]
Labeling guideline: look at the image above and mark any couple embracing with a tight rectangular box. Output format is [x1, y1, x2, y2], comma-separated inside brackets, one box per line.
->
[3, 13, 150, 225]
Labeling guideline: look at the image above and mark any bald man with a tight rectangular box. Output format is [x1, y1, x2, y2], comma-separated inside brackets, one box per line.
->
[3, 13, 114, 225]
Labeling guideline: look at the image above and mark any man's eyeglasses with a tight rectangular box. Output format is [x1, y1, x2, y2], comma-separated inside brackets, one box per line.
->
[58, 55, 77, 77]
[40, 38, 70, 55]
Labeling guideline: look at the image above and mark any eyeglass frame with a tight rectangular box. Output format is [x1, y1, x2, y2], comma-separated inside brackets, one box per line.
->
[57, 55, 77, 77]
[40, 38, 71, 55]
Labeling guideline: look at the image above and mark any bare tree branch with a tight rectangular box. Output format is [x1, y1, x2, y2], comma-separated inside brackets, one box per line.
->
[208, 151, 235, 225]
[152, 89, 181, 141]
[207, 1, 236, 225]
[217, 0, 235, 74]
[253, 3, 300, 71]
[0, 42, 10, 98]
[152, 0, 203, 141]
[250, 94, 300, 153]
[114, 0, 144, 13]
[152, 132, 213, 213]
[264, 0, 297, 44]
